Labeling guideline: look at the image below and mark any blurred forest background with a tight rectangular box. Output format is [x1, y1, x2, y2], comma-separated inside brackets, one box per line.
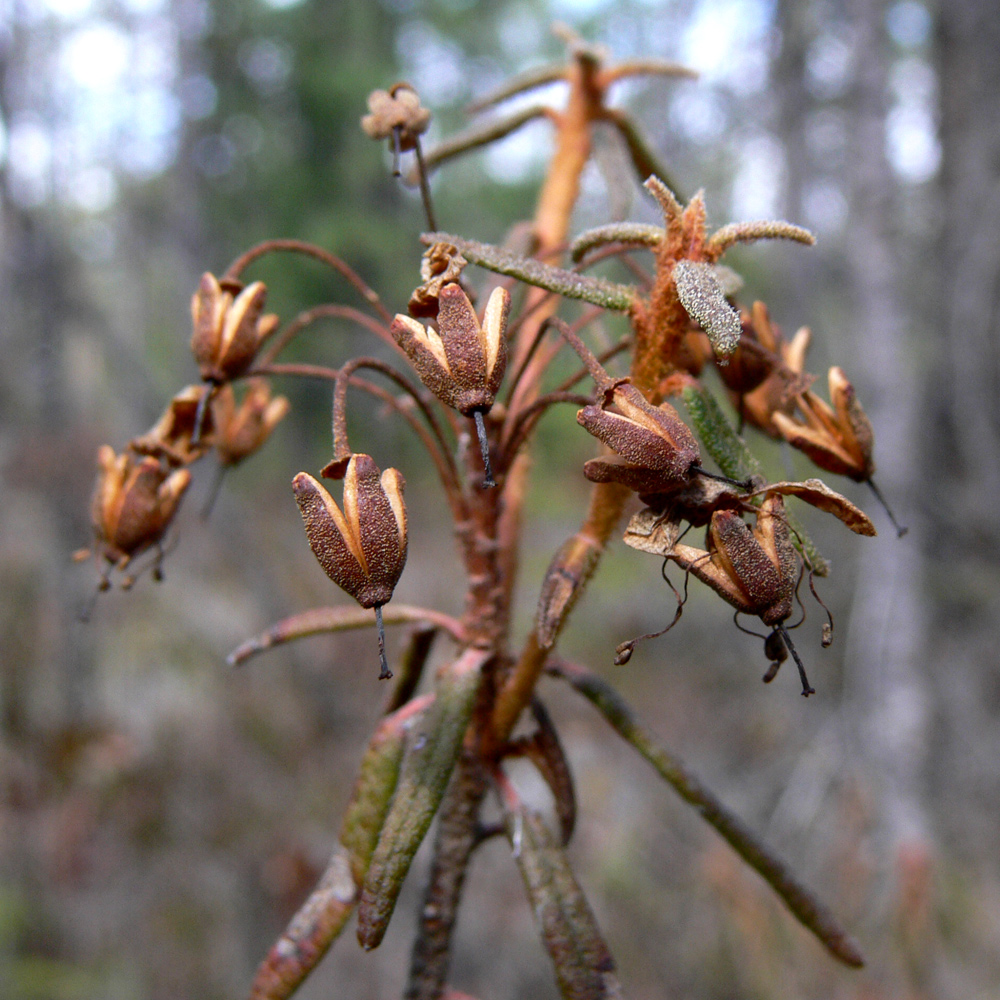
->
[2, 0, 999, 997]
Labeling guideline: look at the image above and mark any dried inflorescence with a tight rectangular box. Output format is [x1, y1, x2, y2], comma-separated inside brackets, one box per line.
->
[773, 366, 875, 481]
[392, 281, 510, 485]
[292, 456, 408, 612]
[82, 33, 895, 997]
[130, 385, 214, 467]
[211, 380, 290, 468]
[392, 283, 509, 418]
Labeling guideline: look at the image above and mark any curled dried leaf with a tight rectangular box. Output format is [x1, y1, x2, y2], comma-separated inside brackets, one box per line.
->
[748, 479, 877, 536]
[622, 507, 683, 557]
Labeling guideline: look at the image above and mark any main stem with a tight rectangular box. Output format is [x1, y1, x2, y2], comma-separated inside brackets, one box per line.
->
[405, 53, 627, 1000]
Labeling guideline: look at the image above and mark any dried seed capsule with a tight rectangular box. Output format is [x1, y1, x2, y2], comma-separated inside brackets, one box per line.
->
[577, 382, 701, 496]
[89, 446, 191, 581]
[391, 283, 509, 417]
[190, 272, 278, 384]
[292, 455, 407, 679]
[392, 282, 509, 485]
[211, 379, 290, 468]
[292, 456, 407, 611]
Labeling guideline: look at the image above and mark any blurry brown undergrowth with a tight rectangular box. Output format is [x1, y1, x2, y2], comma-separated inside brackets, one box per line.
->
[78, 24, 905, 1000]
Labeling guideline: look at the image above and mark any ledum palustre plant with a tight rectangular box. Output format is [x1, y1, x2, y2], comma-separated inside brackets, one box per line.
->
[78, 24, 907, 1000]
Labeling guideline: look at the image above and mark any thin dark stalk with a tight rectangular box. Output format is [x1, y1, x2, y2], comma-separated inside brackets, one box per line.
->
[866, 476, 908, 538]
[391, 125, 403, 177]
[777, 622, 815, 697]
[190, 382, 215, 446]
[413, 137, 438, 232]
[691, 465, 754, 490]
[473, 411, 495, 488]
[375, 604, 392, 680]
[383, 625, 438, 716]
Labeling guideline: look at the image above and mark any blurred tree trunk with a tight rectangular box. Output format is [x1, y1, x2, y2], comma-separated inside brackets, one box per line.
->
[933, 2, 1000, 525]
[839, 0, 931, 848]
[928, 0, 1000, 860]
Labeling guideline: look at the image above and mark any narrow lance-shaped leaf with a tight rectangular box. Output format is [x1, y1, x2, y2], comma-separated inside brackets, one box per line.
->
[357, 647, 488, 950]
[414, 105, 549, 175]
[248, 845, 357, 1000]
[341, 695, 432, 885]
[707, 218, 815, 257]
[673, 260, 742, 358]
[421, 233, 636, 312]
[550, 659, 865, 969]
[500, 780, 620, 999]
[536, 532, 604, 650]
[227, 604, 467, 666]
[248, 694, 432, 1000]
[570, 222, 664, 262]
[682, 382, 830, 576]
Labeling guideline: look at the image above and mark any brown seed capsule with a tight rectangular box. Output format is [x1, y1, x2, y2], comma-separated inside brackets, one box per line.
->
[211, 379, 290, 468]
[664, 493, 815, 695]
[190, 273, 278, 384]
[361, 84, 431, 152]
[737, 320, 814, 437]
[773, 366, 876, 481]
[89, 445, 191, 577]
[577, 381, 701, 496]
[130, 385, 214, 467]
[292, 455, 407, 610]
[391, 283, 509, 417]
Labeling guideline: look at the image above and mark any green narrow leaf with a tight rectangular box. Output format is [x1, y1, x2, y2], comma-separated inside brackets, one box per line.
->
[550, 660, 865, 969]
[421, 233, 636, 312]
[502, 794, 620, 999]
[340, 695, 431, 885]
[569, 222, 664, 262]
[357, 647, 488, 950]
